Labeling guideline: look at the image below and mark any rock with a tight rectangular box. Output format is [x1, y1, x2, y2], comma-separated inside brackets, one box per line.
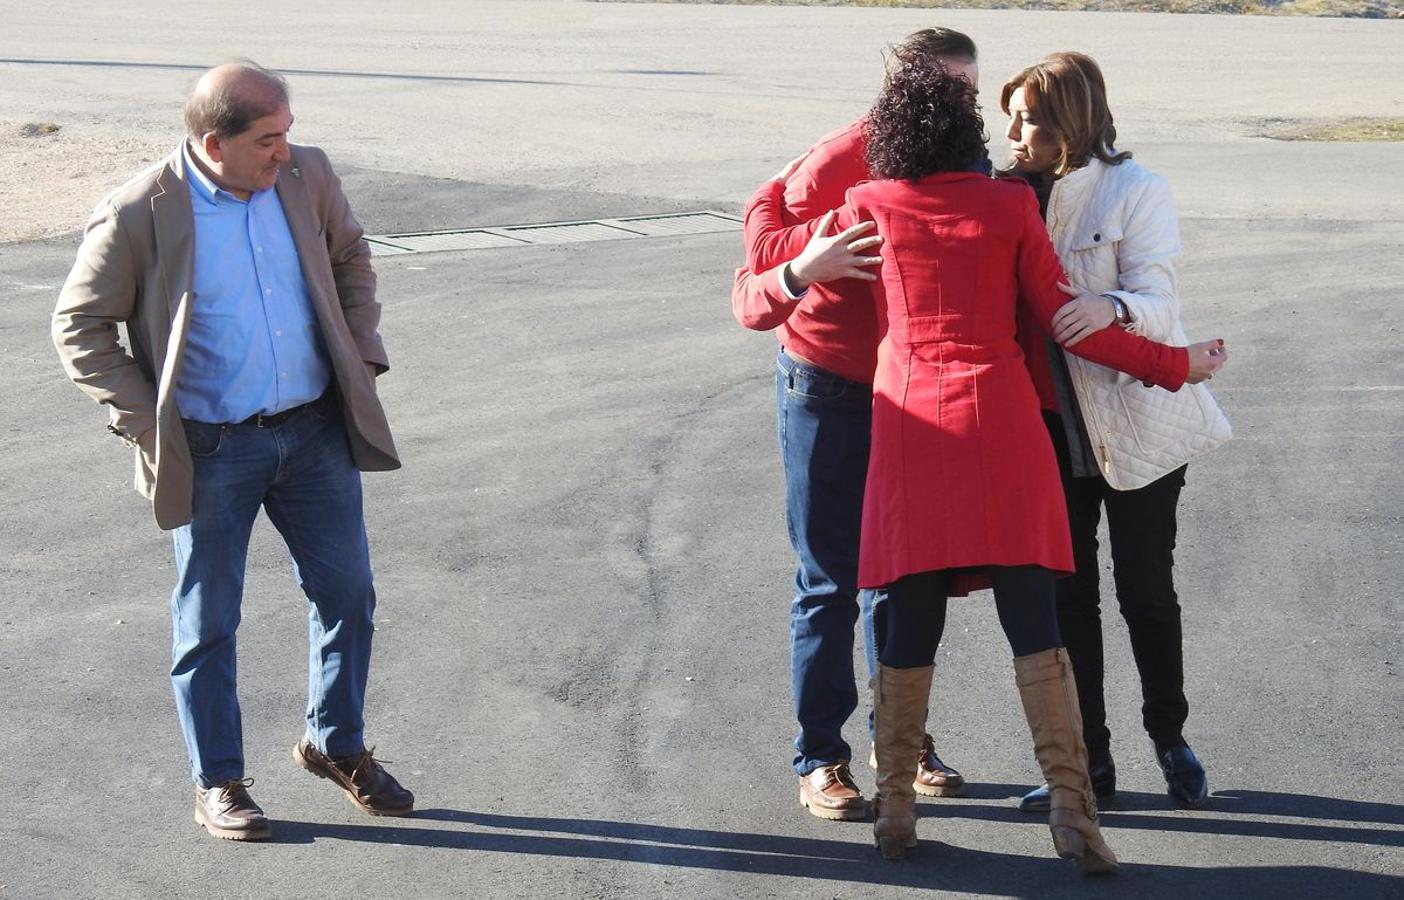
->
[20, 122, 61, 137]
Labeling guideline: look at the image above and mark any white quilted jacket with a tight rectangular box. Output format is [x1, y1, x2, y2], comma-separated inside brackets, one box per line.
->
[1047, 157, 1231, 490]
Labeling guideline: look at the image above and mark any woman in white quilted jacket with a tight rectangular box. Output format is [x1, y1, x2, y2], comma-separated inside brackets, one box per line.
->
[1000, 52, 1232, 812]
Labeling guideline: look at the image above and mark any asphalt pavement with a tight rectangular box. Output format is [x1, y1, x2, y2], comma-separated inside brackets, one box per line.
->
[1, 2, 1401, 898]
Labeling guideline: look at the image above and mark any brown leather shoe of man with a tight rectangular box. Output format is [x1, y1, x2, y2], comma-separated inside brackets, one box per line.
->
[293, 740, 415, 816]
[914, 734, 965, 797]
[868, 734, 966, 797]
[194, 778, 272, 841]
[799, 763, 869, 821]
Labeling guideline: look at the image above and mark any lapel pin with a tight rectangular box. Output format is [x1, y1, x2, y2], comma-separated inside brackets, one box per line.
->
[290, 166, 301, 178]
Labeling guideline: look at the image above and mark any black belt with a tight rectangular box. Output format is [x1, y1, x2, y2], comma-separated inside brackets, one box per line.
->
[235, 392, 333, 428]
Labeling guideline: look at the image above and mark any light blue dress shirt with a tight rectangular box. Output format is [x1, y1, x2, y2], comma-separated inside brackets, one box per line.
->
[177, 143, 332, 424]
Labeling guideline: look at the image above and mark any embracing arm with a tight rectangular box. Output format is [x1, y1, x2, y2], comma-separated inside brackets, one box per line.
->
[744, 180, 819, 273]
[1016, 191, 1188, 391]
[52, 199, 158, 445]
[732, 206, 882, 332]
[731, 265, 798, 331]
[744, 177, 873, 275]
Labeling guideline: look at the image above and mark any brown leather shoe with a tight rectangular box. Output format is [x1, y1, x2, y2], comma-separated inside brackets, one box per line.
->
[293, 740, 414, 816]
[799, 763, 869, 821]
[194, 778, 271, 841]
[868, 733, 966, 797]
[915, 734, 965, 797]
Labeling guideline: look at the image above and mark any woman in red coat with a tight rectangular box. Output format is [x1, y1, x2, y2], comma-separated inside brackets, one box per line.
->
[748, 58, 1225, 870]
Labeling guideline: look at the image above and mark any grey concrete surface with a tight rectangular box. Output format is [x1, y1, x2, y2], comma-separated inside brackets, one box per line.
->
[2, 2, 1402, 899]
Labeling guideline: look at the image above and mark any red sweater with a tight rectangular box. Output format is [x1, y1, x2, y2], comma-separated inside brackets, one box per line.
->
[733, 118, 879, 385]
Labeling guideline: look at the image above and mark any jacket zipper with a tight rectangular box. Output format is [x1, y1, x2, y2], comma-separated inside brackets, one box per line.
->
[1069, 352, 1113, 484]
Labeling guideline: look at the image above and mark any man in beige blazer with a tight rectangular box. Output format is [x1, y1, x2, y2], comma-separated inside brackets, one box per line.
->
[53, 61, 412, 841]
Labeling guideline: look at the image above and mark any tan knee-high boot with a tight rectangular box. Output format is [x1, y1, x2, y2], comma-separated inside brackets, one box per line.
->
[1013, 648, 1119, 875]
[871, 663, 934, 860]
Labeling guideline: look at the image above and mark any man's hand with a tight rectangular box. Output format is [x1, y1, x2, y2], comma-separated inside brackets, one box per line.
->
[1184, 339, 1228, 384]
[787, 210, 883, 291]
[1051, 284, 1117, 347]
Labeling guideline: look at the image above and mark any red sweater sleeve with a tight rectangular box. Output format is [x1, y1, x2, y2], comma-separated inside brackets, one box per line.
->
[730, 265, 798, 332]
[744, 180, 870, 278]
[1015, 190, 1188, 391]
[744, 181, 830, 274]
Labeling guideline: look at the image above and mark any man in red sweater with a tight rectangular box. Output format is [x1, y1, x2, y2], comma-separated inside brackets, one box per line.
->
[733, 28, 982, 821]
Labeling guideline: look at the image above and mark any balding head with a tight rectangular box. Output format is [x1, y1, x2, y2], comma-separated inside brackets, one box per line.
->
[183, 61, 294, 200]
[184, 61, 290, 141]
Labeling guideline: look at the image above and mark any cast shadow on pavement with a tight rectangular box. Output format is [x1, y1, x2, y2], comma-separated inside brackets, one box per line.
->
[0, 58, 791, 105]
[0, 57, 567, 87]
[265, 807, 1404, 898]
[941, 785, 1404, 848]
[0, 59, 722, 95]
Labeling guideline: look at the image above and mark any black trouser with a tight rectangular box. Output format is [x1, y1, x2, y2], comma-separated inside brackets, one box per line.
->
[1044, 413, 1190, 758]
[877, 566, 1062, 668]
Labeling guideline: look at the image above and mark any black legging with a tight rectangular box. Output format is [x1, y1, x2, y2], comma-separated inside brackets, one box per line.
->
[877, 566, 1062, 668]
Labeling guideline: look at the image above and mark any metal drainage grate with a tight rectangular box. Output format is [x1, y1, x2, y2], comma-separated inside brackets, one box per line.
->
[365, 210, 741, 256]
[376, 231, 526, 253]
[598, 211, 742, 237]
[498, 221, 642, 244]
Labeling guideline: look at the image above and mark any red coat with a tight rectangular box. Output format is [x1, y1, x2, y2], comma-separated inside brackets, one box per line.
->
[730, 118, 879, 385]
[750, 173, 1189, 589]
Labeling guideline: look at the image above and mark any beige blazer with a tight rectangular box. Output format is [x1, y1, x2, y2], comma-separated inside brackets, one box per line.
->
[53, 143, 400, 530]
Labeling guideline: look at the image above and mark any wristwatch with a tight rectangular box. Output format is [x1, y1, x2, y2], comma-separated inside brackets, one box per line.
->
[1105, 294, 1131, 325]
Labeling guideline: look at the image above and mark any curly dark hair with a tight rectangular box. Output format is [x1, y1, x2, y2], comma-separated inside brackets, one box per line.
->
[864, 57, 987, 183]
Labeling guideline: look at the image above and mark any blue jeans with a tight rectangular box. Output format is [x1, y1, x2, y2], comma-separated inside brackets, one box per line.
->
[776, 349, 877, 775]
[169, 402, 376, 788]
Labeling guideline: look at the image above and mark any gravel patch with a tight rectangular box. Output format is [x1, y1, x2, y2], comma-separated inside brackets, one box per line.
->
[1259, 117, 1404, 141]
[0, 119, 169, 244]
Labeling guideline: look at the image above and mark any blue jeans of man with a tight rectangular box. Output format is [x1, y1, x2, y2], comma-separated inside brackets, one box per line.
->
[169, 403, 376, 788]
[776, 349, 877, 776]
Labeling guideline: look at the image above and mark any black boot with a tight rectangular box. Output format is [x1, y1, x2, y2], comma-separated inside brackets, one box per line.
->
[1018, 753, 1116, 813]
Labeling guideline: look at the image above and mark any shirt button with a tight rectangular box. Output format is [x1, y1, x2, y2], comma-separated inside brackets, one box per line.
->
[275, 330, 283, 337]
[264, 288, 272, 295]
[256, 247, 263, 253]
